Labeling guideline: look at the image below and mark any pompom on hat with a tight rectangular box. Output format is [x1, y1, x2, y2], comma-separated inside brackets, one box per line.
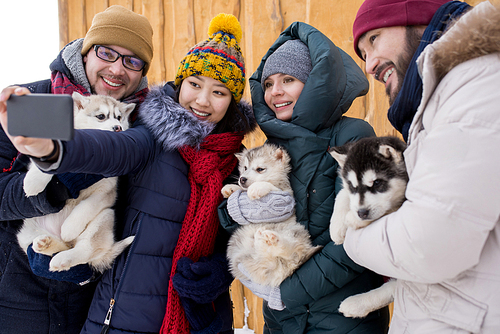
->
[81, 5, 154, 75]
[353, 0, 451, 59]
[175, 13, 245, 103]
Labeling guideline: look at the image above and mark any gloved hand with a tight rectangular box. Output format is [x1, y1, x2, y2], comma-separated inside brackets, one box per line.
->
[237, 263, 285, 311]
[179, 296, 223, 334]
[56, 172, 104, 199]
[227, 189, 295, 225]
[172, 253, 233, 304]
[27, 244, 94, 285]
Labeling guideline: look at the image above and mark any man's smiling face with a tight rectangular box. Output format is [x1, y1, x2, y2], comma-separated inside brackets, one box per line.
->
[358, 26, 424, 105]
[83, 44, 143, 100]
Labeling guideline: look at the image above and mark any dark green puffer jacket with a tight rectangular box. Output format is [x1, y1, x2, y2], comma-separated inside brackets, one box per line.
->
[222, 22, 390, 334]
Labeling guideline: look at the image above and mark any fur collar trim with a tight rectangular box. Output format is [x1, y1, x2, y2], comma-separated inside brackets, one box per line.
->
[138, 85, 255, 151]
[432, 2, 500, 81]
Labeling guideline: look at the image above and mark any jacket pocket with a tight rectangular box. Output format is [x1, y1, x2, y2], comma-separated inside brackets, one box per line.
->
[404, 281, 487, 333]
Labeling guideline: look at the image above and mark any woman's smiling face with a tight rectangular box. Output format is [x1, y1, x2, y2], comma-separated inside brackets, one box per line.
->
[263, 73, 304, 122]
[179, 76, 232, 124]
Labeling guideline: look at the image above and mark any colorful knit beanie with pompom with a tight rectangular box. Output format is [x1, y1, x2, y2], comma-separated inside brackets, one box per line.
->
[174, 13, 245, 102]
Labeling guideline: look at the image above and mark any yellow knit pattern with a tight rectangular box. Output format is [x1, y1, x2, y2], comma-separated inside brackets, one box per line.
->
[175, 13, 245, 102]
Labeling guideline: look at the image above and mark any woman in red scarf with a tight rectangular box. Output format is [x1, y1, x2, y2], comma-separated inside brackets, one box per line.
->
[1, 13, 256, 334]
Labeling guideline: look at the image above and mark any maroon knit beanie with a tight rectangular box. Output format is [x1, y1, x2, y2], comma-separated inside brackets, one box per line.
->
[352, 0, 451, 59]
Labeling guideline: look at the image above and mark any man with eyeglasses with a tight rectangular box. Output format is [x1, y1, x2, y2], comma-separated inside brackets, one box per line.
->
[0, 5, 153, 334]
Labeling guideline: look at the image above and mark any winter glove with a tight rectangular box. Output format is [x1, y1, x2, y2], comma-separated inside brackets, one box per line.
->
[237, 263, 285, 311]
[172, 253, 233, 304]
[178, 296, 223, 334]
[227, 189, 295, 225]
[27, 244, 94, 285]
[55, 172, 104, 199]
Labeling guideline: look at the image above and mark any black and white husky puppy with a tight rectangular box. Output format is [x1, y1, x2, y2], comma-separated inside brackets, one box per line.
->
[329, 136, 408, 318]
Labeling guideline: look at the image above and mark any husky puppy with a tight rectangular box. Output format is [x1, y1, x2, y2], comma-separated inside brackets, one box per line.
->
[328, 136, 408, 318]
[17, 92, 135, 273]
[222, 143, 321, 287]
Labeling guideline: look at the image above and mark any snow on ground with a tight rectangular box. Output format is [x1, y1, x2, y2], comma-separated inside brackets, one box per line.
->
[234, 296, 256, 333]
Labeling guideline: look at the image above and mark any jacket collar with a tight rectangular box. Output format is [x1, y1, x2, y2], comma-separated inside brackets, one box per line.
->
[138, 84, 254, 152]
[250, 22, 369, 135]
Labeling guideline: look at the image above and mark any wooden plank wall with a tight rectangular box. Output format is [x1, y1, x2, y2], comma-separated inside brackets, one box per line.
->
[58, 0, 482, 332]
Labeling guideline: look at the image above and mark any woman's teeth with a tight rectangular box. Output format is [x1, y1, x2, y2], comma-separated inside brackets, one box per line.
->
[383, 68, 395, 83]
[274, 102, 292, 108]
[103, 77, 122, 87]
[191, 108, 209, 117]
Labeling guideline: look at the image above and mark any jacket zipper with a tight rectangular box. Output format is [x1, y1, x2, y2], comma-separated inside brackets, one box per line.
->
[99, 211, 142, 333]
[100, 298, 115, 334]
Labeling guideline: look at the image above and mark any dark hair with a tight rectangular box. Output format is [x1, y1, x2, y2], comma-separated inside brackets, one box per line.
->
[175, 81, 250, 134]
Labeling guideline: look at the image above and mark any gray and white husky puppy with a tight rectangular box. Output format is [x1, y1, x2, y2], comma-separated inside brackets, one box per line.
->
[17, 92, 135, 273]
[329, 136, 408, 318]
[222, 143, 321, 287]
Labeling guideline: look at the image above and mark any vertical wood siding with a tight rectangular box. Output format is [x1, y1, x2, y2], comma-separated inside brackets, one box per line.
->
[58, 1, 482, 332]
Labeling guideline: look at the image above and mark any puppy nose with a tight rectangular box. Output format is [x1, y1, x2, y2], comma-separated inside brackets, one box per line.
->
[357, 209, 370, 220]
[113, 125, 122, 132]
[239, 177, 247, 185]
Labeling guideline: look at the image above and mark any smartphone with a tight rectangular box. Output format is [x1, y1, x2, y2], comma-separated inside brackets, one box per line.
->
[7, 94, 74, 140]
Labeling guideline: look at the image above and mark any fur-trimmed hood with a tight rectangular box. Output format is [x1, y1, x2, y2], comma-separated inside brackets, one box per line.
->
[431, 1, 500, 82]
[137, 84, 256, 152]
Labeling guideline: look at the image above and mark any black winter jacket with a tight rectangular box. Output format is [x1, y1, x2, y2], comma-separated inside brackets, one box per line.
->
[0, 43, 97, 334]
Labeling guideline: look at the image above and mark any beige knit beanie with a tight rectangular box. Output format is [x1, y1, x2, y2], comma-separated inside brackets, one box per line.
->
[81, 5, 154, 75]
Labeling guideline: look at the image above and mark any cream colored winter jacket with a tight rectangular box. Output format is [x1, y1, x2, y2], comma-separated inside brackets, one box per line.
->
[344, 2, 500, 333]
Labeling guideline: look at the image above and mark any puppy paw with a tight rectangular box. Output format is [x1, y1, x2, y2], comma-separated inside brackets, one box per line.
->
[329, 215, 347, 245]
[24, 178, 48, 197]
[23, 169, 52, 197]
[49, 252, 73, 272]
[32, 235, 53, 252]
[247, 182, 278, 200]
[221, 184, 241, 198]
[255, 229, 279, 246]
[339, 294, 371, 318]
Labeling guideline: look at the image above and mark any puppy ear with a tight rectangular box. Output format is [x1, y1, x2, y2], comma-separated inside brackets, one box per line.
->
[329, 148, 347, 168]
[274, 147, 291, 166]
[379, 145, 404, 164]
[235, 152, 244, 162]
[122, 102, 136, 119]
[329, 142, 353, 168]
[72, 92, 88, 111]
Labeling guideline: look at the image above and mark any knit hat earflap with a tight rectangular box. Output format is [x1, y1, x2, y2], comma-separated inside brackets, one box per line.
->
[174, 13, 245, 103]
[261, 39, 312, 91]
[81, 5, 154, 75]
[353, 0, 451, 59]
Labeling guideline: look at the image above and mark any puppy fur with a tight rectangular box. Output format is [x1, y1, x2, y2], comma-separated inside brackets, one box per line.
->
[223, 143, 321, 287]
[17, 92, 135, 273]
[329, 136, 408, 318]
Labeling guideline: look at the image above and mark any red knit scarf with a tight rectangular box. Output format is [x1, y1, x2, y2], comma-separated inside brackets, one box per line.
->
[160, 131, 244, 334]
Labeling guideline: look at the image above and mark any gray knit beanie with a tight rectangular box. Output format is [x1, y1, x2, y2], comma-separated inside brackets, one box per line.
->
[261, 39, 312, 91]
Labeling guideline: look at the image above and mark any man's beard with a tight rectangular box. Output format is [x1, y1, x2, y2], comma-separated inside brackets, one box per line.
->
[387, 26, 423, 105]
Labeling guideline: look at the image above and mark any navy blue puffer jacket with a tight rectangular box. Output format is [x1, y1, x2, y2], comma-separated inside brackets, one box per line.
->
[47, 84, 255, 333]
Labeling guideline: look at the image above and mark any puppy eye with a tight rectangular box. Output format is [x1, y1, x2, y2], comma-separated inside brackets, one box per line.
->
[116, 115, 122, 121]
[256, 168, 266, 173]
[96, 114, 106, 120]
[371, 179, 387, 192]
[347, 181, 357, 193]
[243, 166, 247, 171]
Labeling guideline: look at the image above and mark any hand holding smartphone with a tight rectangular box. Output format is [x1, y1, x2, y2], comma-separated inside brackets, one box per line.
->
[7, 94, 74, 140]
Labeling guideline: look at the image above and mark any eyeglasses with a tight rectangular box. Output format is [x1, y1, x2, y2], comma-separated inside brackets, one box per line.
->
[93, 45, 146, 72]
